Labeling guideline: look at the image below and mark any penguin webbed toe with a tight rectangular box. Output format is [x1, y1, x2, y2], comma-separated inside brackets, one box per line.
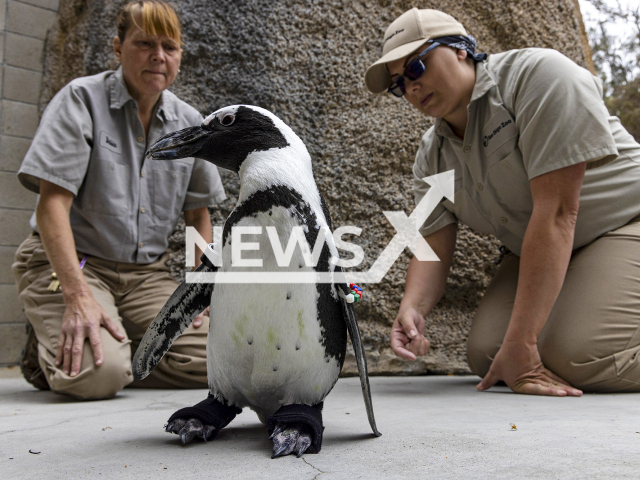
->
[270, 422, 313, 458]
[267, 403, 324, 458]
[165, 394, 242, 445]
[166, 418, 217, 444]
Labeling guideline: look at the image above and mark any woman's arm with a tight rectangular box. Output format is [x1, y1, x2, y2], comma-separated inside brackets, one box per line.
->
[391, 222, 457, 360]
[477, 162, 586, 396]
[37, 180, 125, 378]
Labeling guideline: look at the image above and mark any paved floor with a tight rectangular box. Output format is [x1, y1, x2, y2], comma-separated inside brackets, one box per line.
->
[1, 367, 639, 479]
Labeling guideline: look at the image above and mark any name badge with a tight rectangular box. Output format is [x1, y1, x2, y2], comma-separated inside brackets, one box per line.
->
[99, 131, 122, 154]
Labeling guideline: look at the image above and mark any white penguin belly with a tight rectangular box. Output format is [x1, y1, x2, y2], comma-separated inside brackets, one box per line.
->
[206, 207, 341, 416]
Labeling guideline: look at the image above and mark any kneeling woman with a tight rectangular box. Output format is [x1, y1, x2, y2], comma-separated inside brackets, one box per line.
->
[365, 8, 640, 395]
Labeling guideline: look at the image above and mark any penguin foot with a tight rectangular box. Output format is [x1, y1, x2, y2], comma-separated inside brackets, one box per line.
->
[166, 418, 216, 444]
[267, 403, 324, 457]
[165, 394, 242, 445]
[270, 422, 313, 458]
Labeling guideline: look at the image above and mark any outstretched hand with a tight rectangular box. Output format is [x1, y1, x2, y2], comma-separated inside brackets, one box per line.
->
[390, 307, 430, 360]
[477, 340, 582, 396]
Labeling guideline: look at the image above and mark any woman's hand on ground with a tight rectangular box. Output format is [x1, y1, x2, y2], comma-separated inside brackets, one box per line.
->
[477, 340, 582, 396]
[55, 294, 125, 377]
[390, 307, 430, 360]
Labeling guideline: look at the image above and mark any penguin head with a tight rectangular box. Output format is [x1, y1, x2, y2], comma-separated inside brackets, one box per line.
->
[147, 105, 291, 173]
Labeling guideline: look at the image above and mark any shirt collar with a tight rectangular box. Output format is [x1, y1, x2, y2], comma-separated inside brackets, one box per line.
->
[108, 66, 178, 121]
[470, 59, 496, 103]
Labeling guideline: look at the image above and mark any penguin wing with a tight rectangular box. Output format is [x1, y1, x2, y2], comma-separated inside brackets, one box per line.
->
[337, 274, 382, 437]
[131, 260, 216, 381]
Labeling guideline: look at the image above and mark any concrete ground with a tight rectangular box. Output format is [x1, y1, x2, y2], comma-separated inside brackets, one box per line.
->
[1, 367, 639, 479]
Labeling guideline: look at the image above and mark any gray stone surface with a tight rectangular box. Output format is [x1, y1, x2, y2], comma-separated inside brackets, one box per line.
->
[0, 171, 37, 208]
[0, 99, 39, 137]
[0, 246, 19, 283]
[5, 32, 44, 71]
[0, 0, 6, 31]
[38, 0, 592, 375]
[7, 0, 57, 40]
[3, 66, 43, 104]
[20, 0, 60, 11]
[0, 208, 34, 245]
[2, 372, 639, 479]
[0, 324, 26, 363]
[0, 284, 25, 323]
[0, 135, 33, 172]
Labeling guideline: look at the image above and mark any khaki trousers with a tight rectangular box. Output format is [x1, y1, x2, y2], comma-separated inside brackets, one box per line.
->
[12, 234, 208, 400]
[467, 217, 640, 392]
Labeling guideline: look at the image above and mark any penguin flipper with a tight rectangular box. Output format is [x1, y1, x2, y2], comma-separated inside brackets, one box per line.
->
[337, 280, 382, 437]
[131, 260, 216, 381]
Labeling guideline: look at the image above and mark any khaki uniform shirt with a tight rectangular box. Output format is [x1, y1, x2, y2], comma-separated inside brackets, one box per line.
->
[18, 67, 226, 264]
[414, 48, 640, 255]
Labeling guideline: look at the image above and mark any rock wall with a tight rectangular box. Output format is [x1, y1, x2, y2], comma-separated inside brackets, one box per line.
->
[41, 0, 592, 375]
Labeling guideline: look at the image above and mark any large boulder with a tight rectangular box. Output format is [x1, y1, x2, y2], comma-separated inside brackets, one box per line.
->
[41, 0, 593, 375]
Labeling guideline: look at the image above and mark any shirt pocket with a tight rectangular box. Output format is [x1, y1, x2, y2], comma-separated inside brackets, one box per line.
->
[79, 152, 130, 216]
[486, 148, 534, 219]
[151, 159, 193, 220]
[482, 109, 519, 168]
[443, 187, 495, 235]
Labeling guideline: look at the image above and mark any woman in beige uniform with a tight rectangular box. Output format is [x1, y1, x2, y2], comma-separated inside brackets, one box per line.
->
[365, 8, 640, 395]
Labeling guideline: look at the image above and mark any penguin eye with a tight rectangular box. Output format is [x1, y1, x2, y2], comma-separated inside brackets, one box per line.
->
[219, 113, 235, 126]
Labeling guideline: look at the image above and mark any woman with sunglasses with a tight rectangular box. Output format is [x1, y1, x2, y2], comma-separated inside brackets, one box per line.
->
[365, 8, 640, 395]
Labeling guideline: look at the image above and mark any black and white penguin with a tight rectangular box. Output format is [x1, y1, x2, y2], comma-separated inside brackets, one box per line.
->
[132, 105, 380, 458]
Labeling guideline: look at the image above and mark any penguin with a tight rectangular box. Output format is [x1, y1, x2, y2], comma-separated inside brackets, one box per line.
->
[132, 105, 380, 458]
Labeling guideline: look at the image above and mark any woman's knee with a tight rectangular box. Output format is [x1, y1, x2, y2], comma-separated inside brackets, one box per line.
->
[50, 360, 133, 400]
[466, 329, 497, 378]
[47, 343, 133, 400]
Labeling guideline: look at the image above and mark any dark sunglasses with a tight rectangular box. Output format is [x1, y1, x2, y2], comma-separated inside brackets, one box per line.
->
[387, 42, 441, 97]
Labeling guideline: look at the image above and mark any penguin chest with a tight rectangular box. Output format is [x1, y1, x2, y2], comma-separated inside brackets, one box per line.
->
[206, 207, 343, 410]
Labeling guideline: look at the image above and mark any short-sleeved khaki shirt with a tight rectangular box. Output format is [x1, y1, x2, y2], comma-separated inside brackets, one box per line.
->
[18, 67, 226, 264]
[414, 48, 640, 255]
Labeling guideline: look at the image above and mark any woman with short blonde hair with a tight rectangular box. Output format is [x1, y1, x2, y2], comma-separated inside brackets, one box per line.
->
[13, 0, 226, 400]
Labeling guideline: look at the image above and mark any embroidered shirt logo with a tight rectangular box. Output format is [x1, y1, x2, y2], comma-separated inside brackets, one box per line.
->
[99, 131, 121, 154]
[483, 119, 512, 147]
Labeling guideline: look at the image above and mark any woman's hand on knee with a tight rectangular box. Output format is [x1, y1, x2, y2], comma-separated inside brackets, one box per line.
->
[55, 294, 125, 378]
[476, 340, 582, 396]
[390, 307, 430, 360]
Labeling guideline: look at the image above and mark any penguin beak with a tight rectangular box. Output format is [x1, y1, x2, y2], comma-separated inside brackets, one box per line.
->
[146, 126, 210, 160]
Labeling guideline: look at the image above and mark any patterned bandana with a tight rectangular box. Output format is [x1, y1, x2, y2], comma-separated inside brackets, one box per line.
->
[433, 35, 488, 62]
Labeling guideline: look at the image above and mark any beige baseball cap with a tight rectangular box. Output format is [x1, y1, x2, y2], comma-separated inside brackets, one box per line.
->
[364, 8, 467, 94]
